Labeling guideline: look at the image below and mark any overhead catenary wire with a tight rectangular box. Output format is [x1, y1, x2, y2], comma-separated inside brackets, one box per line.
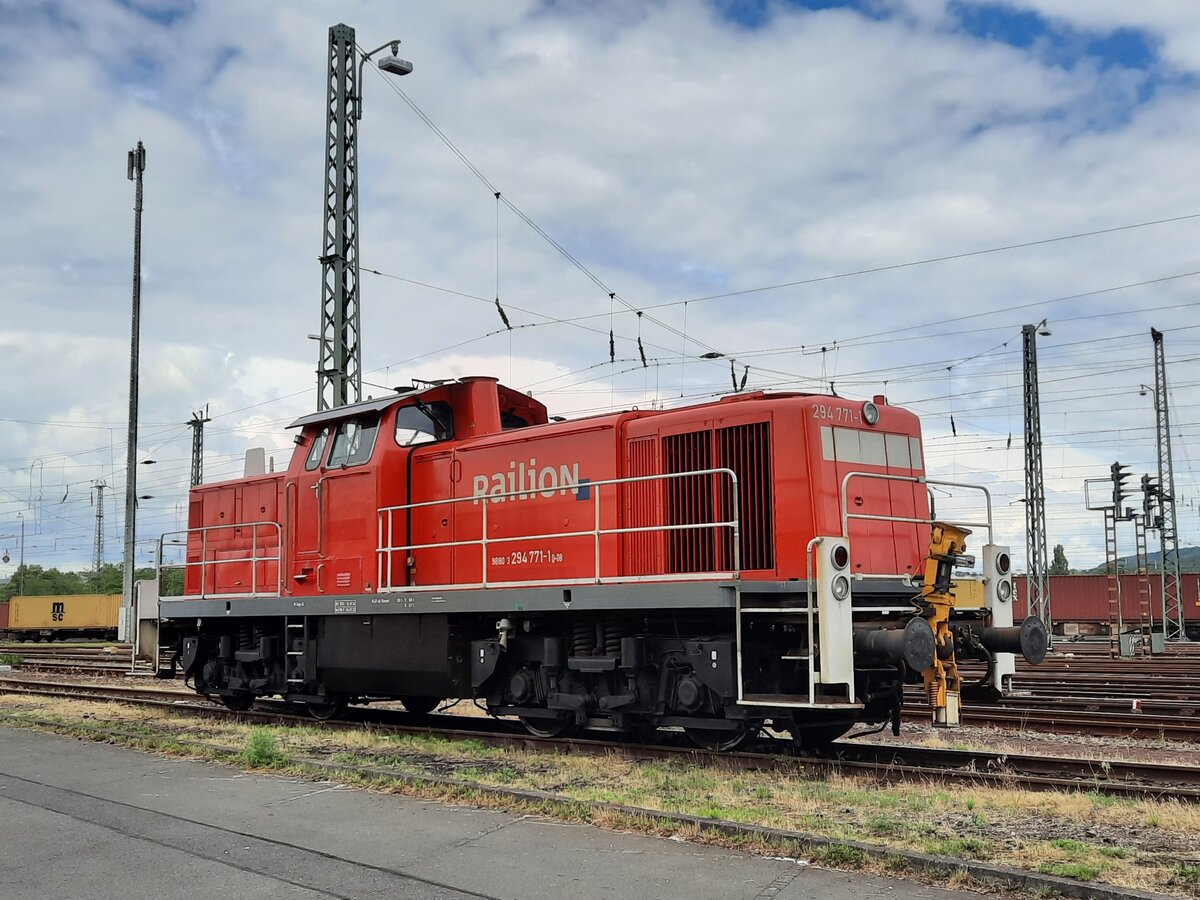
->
[16, 63, 1200, 568]
[365, 61, 746, 372]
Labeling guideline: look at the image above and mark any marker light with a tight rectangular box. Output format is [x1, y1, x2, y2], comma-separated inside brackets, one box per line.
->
[832, 574, 851, 601]
[831, 544, 849, 570]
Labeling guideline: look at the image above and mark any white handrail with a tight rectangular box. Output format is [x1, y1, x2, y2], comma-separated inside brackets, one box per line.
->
[804, 536, 820, 705]
[838, 471, 994, 544]
[377, 467, 740, 591]
[158, 521, 283, 599]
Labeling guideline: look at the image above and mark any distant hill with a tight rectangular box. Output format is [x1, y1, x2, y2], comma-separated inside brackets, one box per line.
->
[1085, 546, 1200, 575]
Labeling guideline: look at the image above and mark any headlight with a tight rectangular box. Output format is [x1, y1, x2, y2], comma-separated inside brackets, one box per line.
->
[832, 574, 851, 601]
[862, 401, 880, 426]
[997, 579, 1013, 602]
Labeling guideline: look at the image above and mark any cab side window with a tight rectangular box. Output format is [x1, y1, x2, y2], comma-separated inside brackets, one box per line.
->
[327, 414, 380, 468]
[304, 428, 329, 471]
[395, 401, 453, 447]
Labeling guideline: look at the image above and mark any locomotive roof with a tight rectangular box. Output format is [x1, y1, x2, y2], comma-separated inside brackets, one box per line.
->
[286, 390, 418, 429]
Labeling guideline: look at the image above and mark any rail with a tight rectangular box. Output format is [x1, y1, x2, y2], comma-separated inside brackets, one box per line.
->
[158, 521, 283, 598]
[377, 467, 740, 591]
[839, 471, 994, 545]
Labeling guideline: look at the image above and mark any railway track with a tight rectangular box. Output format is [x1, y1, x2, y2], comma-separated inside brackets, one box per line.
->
[0, 644, 165, 675]
[2, 675, 1197, 802]
[7, 642, 1200, 741]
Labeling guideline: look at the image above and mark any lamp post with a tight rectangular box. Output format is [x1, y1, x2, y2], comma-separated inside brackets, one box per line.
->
[356, 38, 413, 118]
[122, 140, 146, 643]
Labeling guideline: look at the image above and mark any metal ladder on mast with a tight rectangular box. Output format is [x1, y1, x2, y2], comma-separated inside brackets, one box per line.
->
[1104, 508, 1123, 657]
[1133, 516, 1154, 654]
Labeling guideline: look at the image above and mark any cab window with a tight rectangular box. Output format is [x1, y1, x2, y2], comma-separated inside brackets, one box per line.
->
[395, 401, 453, 447]
[327, 414, 380, 468]
[304, 428, 329, 471]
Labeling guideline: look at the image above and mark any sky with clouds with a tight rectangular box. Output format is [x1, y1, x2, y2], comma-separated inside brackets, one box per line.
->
[2, 0, 1198, 578]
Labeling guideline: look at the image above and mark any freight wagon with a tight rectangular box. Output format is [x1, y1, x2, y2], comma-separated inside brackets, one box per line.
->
[1, 594, 121, 641]
[1015, 575, 1200, 639]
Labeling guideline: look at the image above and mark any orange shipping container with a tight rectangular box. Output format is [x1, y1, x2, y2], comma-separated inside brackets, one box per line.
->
[9, 594, 121, 631]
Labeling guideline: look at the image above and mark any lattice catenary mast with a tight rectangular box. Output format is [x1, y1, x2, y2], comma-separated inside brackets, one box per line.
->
[188, 405, 211, 488]
[1021, 322, 1051, 637]
[92, 481, 106, 572]
[1151, 328, 1186, 641]
[317, 23, 362, 411]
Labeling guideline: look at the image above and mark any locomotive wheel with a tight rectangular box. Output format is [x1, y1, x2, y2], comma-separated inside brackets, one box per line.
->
[306, 698, 346, 721]
[219, 693, 255, 712]
[684, 721, 755, 752]
[399, 696, 442, 715]
[520, 714, 573, 738]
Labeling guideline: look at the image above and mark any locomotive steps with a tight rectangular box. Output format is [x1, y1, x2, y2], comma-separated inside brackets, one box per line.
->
[0, 687, 1196, 898]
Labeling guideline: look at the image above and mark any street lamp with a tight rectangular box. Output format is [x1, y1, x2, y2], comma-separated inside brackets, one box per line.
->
[356, 39, 413, 119]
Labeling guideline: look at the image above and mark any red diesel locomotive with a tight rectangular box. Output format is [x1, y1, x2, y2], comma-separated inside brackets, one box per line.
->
[160, 377, 1045, 748]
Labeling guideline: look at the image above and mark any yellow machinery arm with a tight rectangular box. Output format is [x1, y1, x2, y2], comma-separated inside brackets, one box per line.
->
[918, 522, 975, 727]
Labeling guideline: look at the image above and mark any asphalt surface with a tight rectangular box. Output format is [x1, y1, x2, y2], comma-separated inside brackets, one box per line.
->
[0, 725, 980, 899]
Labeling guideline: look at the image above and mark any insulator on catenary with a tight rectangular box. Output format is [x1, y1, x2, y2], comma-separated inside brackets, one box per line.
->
[636, 311, 647, 367]
[494, 297, 511, 330]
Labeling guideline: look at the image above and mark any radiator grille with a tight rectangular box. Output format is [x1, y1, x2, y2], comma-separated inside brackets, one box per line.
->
[624, 437, 659, 575]
[663, 431, 716, 572]
[717, 422, 775, 571]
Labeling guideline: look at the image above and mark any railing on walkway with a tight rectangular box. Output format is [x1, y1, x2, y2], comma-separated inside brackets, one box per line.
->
[158, 521, 283, 598]
[839, 471, 994, 548]
[376, 468, 741, 592]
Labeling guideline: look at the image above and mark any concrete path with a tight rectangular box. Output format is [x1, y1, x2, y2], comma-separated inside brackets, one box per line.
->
[0, 725, 979, 899]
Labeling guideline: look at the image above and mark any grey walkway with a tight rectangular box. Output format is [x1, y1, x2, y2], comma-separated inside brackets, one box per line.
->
[0, 725, 976, 899]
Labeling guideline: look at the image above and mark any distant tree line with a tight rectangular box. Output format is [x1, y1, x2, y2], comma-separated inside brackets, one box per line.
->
[0, 564, 183, 601]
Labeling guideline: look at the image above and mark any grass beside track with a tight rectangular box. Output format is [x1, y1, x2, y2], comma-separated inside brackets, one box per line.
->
[2, 693, 1199, 898]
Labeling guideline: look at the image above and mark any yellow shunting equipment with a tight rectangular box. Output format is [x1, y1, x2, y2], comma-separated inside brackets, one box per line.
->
[917, 523, 973, 727]
[950, 578, 985, 610]
[9, 594, 121, 631]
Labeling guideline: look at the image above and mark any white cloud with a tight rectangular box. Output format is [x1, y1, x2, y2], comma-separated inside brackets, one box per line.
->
[3, 0, 1199, 573]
